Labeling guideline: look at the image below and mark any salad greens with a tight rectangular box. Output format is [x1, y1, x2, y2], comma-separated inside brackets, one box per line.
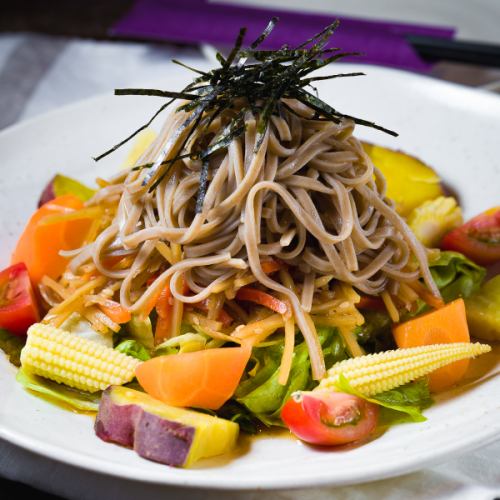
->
[236, 327, 348, 426]
[115, 339, 151, 361]
[16, 368, 100, 412]
[337, 375, 433, 425]
[0, 328, 24, 367]
[430, 251, 485, 302]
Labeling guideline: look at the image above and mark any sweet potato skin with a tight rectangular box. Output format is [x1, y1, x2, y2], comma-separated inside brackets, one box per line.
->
[94, 387, 196, 467]
[94, 388, 139, 447]
[133, 411, 194, 466]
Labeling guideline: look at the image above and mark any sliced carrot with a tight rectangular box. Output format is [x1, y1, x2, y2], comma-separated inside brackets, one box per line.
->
[135, 345, 252, 410]
[98, 300, 131, 324]
[236, 287, 290, 315]
[392, 299, 470, 392]
[11, 195, 93, 285]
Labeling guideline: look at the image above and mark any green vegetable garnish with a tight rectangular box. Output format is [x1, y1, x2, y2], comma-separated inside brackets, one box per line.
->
[115, 339, 151, 361]
[336, 375, 433, 425]
[236, 326, 348, 426]
[16, 368, 100, 412]
[0, 328, 25, 367]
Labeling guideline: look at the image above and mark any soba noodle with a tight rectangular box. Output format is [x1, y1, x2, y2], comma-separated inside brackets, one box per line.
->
[71, 99, 440, 379]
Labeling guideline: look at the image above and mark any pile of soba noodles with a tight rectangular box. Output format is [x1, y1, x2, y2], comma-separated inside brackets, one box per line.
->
[43, 21, 440, 380]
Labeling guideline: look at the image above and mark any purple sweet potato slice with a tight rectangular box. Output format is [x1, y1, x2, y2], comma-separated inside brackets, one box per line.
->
[94, 387, 139, 446]
[133, 410, 195, 467]
[94, 386, 239, 467]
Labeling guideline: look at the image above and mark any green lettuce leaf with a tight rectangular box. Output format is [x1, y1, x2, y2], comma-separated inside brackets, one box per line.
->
[125, 315, 154, 350]
[0, 328, 25, 367]
[236, 327, 348, 426]
[115, 339, 151, 361]
[16, 368, 100, 412]
[429, 251, 486, 302]
[336, 374, 432, 425]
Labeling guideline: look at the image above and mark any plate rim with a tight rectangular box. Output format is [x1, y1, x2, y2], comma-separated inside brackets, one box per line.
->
[1, 62, 500, 490]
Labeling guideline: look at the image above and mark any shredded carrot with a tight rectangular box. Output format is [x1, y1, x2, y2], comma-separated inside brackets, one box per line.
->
[236, 287, 290, 316]
[338, 326, 365, 357]
[278, 317, 295, 385]
[38, 206, 103, 226]
[97, 300, 131, 324]
[408, 280, 445, 309]
[155, 241, 174, 265]
[192, 299, 233, 327]
[381, 291, 400, 323]
[232, 314, 284, 342]
[260, 259, 283, 274]
[47, 276, 107, 316]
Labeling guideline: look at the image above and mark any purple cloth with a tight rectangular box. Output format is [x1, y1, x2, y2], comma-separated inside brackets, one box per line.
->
[111, 0, 454, 72]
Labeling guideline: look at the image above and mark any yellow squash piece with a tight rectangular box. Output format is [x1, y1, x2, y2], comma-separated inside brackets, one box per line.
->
[317, 342, 490, 397]
[363, 143, 443, 216]
[465, 276, 500, 341]
[21, 323, 141, 392]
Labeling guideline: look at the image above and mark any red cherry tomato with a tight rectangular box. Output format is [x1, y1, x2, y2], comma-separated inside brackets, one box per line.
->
[441, 207, 500, 266]
[0, 262, 40, 336]
[281, 390, 379, 446]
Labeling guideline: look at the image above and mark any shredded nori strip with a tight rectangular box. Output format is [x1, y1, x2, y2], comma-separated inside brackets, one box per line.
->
[94, 18, 398, 206]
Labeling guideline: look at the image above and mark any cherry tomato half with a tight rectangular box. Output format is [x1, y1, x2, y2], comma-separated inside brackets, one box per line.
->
[0, 262, 40, 336]
[441, 207, 500, 266]
[281, 390, 379, 446]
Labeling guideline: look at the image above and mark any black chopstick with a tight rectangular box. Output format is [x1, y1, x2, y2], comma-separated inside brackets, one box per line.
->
[408, 35, 500, 68]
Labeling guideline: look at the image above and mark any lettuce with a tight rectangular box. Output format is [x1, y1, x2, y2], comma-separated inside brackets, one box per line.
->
[16, 368, 100, 412]
[430, 251, 486, 302]
[126, 315, 154, 350]
[336, 375, 432, 425]
[115, 339, 151, 361]
[236, 327, 348, 426]
[0, 328, 25, 367]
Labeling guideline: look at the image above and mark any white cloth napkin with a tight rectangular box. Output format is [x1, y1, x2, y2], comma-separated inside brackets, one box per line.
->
[1, 23, 500, 499]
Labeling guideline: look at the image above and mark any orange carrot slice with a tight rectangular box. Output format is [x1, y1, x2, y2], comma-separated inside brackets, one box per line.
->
[135, 345, 252, 410]
[392, 298, 470, 392]
[11, 195, 92, 285]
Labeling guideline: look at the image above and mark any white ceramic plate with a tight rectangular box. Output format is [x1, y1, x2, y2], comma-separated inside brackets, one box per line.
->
[0, 64, 499, 490]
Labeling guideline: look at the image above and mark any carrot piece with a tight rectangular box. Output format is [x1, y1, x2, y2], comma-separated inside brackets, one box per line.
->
[154, 283, 173, 344]
[260, 259, 283, 274]
[135, 345, 252, 410]
[11, 195, 93, 285]
[392, 299, 470, 392]
[98, 300, 131, 324]
[236, 287, 290, 315]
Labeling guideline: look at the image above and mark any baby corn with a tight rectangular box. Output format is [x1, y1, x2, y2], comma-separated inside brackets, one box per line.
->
[21, 323, 141, 393]
[317, 342, 491, 397]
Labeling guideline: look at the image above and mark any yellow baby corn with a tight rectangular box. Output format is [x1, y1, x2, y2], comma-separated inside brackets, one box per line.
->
[21, 323, 141, 393]
[317, 342, 491, 397]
